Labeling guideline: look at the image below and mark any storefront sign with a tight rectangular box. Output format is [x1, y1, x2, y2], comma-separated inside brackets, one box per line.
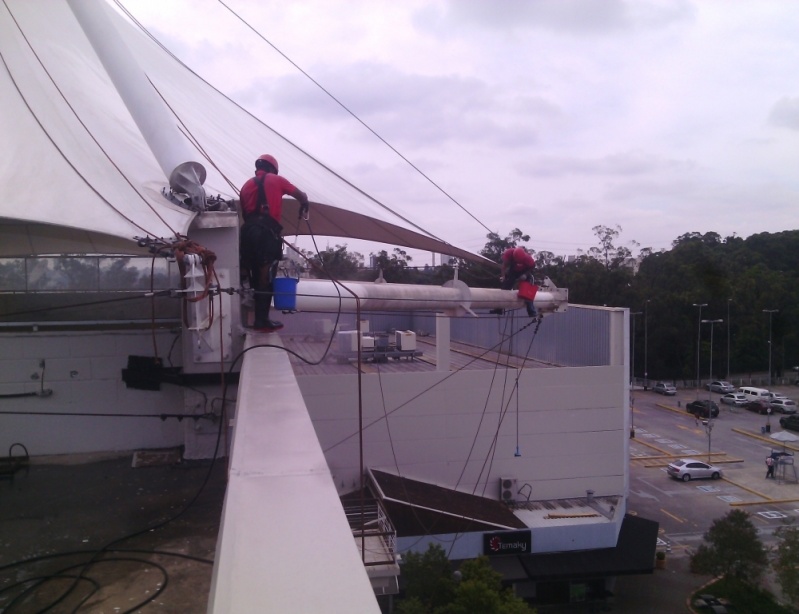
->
[482, 529, 532, 556]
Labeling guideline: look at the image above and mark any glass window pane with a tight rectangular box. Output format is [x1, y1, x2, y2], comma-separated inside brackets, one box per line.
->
[0, 258, 25, 291]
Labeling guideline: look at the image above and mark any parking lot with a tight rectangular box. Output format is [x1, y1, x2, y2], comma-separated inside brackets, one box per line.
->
[627, 384, 799, 556]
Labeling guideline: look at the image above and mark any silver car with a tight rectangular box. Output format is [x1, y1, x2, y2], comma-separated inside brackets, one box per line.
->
[666, 458, 723, 482]
[767, 392, 788, 403]
[653, 382, 677, 396]
[706, 380, 735, 393]
[720, 393, 747, 406]
[770, 399, 797, 414]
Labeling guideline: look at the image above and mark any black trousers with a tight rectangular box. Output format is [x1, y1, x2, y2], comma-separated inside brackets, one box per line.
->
[241, 216, 283, 326]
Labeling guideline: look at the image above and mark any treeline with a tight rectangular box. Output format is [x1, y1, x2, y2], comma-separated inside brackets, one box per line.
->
[305, 227, 799, 383]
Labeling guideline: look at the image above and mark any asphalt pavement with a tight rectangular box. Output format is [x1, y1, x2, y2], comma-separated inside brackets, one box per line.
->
[623, 383, 799, 612]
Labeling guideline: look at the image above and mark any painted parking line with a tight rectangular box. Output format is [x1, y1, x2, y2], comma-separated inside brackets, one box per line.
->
[660, 508, 685, 523]
[758, 511, 788, 520]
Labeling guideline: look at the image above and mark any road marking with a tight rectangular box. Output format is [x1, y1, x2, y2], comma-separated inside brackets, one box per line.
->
[758, 511, 788, 520]
[660, 508, 685, 523]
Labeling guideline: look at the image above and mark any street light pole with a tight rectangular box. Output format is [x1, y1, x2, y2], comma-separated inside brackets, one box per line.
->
[630, 312, 642, 440]
[701, 319, 723, 462]
[693, 303, 707, 396]
[644, 300, 650, 390]
[726, 299, 732, 382]
[763, 309, 778, 387]
[631, 312, 642, 387]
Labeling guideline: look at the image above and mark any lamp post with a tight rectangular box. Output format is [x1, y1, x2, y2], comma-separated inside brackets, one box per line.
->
[644, 300, 650, 390]
[631, 312, 642, 387]
[763, 309, 778, 387]
[726, 299, 732, 382]
[693, 303, 707, 396]
[701, 318, 722, 462]
[631, 311, 642, 439]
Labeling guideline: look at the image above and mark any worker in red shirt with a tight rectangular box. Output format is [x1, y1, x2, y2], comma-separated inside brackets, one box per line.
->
[499, 246, 537, 317]
[240, 154, 309, 332]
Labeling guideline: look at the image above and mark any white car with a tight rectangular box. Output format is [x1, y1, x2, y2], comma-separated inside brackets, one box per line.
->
[720, 393, 747, 406]
[666, 458, 723, 482]
[767, 392, 788, 403]
[770, 399, 797, 414]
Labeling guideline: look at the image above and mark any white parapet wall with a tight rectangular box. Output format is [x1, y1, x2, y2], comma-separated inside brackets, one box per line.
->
[207, 332, 381, 614]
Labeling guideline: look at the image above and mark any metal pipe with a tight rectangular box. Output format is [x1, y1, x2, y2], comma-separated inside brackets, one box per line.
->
[67, 0, 206, 209]
[289, 278, 567, 315]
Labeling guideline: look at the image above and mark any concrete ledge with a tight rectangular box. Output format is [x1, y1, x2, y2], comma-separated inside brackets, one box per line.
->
[207, 333, 381, 613]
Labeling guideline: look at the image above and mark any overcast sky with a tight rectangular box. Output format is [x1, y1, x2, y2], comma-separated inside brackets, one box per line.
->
[124, 0, 799, 260]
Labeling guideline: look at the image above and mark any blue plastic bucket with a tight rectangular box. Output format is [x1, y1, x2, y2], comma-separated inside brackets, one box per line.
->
[273, 277, 298, 311]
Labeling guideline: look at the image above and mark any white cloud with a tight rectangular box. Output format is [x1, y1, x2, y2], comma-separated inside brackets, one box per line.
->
[122, 0, 799, 258]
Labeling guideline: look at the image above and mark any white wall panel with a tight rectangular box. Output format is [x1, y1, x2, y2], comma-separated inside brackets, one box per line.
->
[0, 331, 185, 456]
[302, 363, 627, 501]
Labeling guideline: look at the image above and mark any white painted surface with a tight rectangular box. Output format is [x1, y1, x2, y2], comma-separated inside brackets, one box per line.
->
[0, 331, 184, 455]
[207, 334, 380, 613]
[292, 278, 566, 314]
[301, 363, 627, 504]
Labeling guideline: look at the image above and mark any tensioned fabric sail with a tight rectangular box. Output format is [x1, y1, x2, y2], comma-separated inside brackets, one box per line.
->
[0, 0, 486, 264]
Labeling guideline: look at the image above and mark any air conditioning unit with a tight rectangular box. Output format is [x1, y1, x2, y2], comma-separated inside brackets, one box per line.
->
[361, 335, 375, 350]
[337, 330, 359, 352]
[500, 477, 517, 503]
[395, 330, 416, 350]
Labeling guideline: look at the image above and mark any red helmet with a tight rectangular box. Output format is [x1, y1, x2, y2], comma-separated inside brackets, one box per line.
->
[256, 154, 278, 173]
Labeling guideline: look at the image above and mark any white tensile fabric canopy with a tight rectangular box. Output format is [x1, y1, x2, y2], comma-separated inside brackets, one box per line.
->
[0, 0, 485, 263]
[770, 430, 799, 443]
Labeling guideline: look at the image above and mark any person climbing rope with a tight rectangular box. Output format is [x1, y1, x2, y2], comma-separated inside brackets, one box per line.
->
[498, 246, 538, 318]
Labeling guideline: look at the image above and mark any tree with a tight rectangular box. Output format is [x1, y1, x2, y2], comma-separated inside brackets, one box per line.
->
[302, 244, 363, 280]
[397, 544, 456, 612]
[690, 509, 768, 584]
[456, 229, 530, 288]
[396, 547, 534, 614]
[773, 525, 799, 604]
[439, 557, 535, 614]
[480, 228, 530, 263]
[371, 248, 412, 283]
[589, 224, 638, 270]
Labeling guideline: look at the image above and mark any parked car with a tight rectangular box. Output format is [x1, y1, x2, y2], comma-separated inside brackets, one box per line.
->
[666, 458, 723, 482]
[654, 382, 677, 396]
[706, 380, 735, 393]
[766, 392, 788, 403]
[739, 386, 771, 404]
[770, 399, 797, 414]
[686, 399, 720, 418]
[744, 400, 769, 415]
[779, 415, 799, 432]
[720, 393, 747, 406]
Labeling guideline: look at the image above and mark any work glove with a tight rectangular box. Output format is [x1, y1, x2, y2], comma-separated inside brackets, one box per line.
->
[299, 202, 309, 219]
